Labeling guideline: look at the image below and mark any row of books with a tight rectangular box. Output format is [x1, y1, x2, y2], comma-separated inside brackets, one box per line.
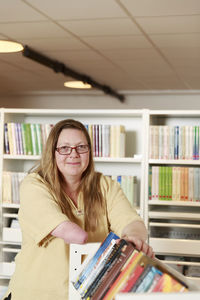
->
[2, 172, 27, 204]
[72, 232, 188, 300]
[4, 122, 53, 155]
[110, 175, 137, 207]
[149, 166, 200, 202]
[86, 124, 125, 158]
[149, 125, 200, 160]
[2, 171, 136, 206]
[4, 122, 126, 158]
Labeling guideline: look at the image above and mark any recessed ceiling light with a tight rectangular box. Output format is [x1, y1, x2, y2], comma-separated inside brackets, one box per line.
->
[64, 81, 92, 89]
[0, 40, 24, 53]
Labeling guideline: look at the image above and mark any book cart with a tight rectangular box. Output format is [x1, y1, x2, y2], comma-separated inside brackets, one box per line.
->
[0, 108, 146, 295]
[69, 242, 200, 300]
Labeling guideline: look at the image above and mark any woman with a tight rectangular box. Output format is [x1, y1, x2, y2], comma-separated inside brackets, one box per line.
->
[4, 119, 153, 300]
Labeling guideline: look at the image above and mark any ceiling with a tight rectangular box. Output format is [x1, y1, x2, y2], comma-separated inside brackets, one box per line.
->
[0, 0, 200, 96]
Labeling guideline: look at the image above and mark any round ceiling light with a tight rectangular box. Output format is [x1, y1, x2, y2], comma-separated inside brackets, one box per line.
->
[64, 81, 92, 89]
[0, 40, 24, 53]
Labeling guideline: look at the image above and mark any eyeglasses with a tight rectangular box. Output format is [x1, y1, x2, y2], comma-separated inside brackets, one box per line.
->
[56, 144, 90, 155]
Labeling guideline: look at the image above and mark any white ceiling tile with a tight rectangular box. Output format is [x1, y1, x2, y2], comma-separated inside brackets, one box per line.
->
[142, 78, 188, 90]
[180, 77, 200, 89]
[25, 0, 127, 19]
[150, 33, 200, 48]
[82, 35, 152, 50]
[161, 47, 200, 59]
[118, 60, 174, 77]
[121, 0, 200, 16]
[175, 65, 200, 77]
[101, 48, 161, 61]
[46, 50, 106, 62]
[59, 18, 141, 36]
[136, 15, 200, 34]
[0, 0, 47, 22]
[19, 37, 88, 51]
[0, 21, 71, 39]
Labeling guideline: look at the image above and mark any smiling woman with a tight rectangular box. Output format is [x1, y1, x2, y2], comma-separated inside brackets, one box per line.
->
[3, 118, 153, 300]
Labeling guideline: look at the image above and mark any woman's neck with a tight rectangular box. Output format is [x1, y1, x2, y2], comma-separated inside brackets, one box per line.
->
[65, 178, 81, 205]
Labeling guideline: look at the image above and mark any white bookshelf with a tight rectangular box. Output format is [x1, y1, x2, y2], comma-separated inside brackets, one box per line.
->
[147, 110, 200, 284]
[0, 108, 147, 286]
[1, 108, 200, 291]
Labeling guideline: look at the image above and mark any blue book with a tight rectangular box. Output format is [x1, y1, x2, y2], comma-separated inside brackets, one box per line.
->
[174, 126, 179, 159]
[4, 123, 10, 154]
[73, 232, 119, 289]
[131, 265, 162, 293]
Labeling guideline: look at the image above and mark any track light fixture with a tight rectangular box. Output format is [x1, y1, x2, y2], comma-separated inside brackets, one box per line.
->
[22, 45, 125, 103]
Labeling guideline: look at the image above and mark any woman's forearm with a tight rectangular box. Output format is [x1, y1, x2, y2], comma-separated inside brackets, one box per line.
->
[51, 221, 88, 244]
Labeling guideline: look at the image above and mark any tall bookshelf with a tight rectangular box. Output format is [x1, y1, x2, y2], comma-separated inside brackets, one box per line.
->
[146, 110, 200, 285]
[0, 108, 147, 293]
[1, 108, 200, 295]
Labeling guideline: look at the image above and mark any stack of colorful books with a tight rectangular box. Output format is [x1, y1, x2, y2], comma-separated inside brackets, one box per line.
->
[71, 232, 188, 300]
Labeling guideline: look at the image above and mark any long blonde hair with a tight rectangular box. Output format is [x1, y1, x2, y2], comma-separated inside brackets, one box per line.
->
[34, 119, 105, 231]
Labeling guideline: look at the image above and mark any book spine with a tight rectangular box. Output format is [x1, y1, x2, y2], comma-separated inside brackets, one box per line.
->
[83, 239, 128, 299]
[26, 123, 33, 155]
[119, 264, 144, 292]
[79, 239, 118, 297]
[4, 123, 10, 154]
[174, 126, 179, 159]
[90, 242, 135, 300]
[17, 123, 23, 155]
[21, 123, 28, 155]
[73, 232, 119, 289]
[35, 123, 43, 155]
[103, 252, 143, 300]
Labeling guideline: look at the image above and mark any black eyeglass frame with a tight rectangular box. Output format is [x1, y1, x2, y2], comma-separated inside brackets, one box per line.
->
[55, 144, 90, 155]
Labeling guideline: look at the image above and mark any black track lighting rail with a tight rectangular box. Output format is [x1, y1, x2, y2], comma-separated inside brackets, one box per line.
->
[22, 45, 125, 103]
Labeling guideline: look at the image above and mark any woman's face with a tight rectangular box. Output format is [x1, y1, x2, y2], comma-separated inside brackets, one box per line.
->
[55, 128, 90, 182]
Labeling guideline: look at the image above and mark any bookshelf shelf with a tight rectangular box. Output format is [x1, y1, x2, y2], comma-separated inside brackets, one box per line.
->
[3, 154, 40, 160]
[2, 204, 20, 209]
[149, 200, 200, 207]
[149, 238, 200, 256]
[149, 211, 200, 220]
[94, 157, 142, 163]
[3, 155, 143, 163]
[0, 241, 21, 246]
[162, 260, 200, 267]
[3, 213, 18, 219]
[149, 159, 200, 165]
[149, 222, 200, 229]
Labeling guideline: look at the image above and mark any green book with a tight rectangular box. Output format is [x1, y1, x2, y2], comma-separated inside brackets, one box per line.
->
[159, 166, 162, 200]
[21, 123, 28, 155]
[168, 167, 172, 200]
[25, 123, 33, 155]
[35, 123, 43, 155]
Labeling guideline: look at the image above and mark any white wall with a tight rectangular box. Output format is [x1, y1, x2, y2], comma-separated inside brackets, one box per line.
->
[1, 90, 200, 110]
